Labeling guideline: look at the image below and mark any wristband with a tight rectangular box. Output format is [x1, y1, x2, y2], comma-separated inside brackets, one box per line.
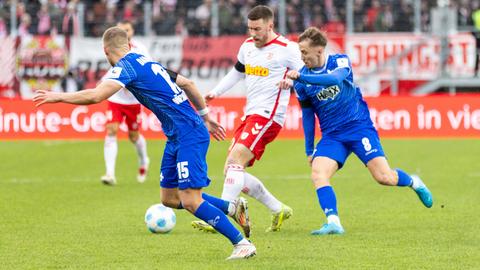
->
[198, 107, 209, 116]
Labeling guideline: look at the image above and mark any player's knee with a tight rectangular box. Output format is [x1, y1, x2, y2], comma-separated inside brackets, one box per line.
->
[311, 171, 330, 187]
[128, 132, 138, 142]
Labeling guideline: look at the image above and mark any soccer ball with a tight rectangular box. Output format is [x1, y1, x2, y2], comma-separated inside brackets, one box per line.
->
[145, 204, 176, 233]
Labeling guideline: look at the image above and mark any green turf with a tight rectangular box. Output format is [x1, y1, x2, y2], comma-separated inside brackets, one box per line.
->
[0, 139, 479, 269]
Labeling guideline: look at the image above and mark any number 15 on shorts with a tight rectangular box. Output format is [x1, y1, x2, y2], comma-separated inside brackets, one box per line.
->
[177, 161, 189, 179]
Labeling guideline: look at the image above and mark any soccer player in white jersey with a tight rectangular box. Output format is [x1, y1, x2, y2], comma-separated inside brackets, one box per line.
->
[192, 5, 304, 235]
[101, 21, 149, 185]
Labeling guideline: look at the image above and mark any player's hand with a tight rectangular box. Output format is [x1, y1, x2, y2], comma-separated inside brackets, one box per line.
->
[277, 79, 293, 90]
[204, 92, 216, 103]
[307, 155, 313, 167]
[203, 116, 226, 141]
[286, 70, 300, 80]
[32, 90, 61, 107]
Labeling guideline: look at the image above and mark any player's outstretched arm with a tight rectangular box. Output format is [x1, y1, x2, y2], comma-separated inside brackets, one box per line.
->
[205, 67, 245, 102]
[296, 68, 349, 87]
[33, 80, 122, 107]
[176, 74, 226, 141]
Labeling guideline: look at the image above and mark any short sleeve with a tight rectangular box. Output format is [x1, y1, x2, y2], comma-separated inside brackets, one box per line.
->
[286, 42, 304, 71]
[332, 55, 351, 74]
[103, 61, 137, 88]
[237, 42, 246, 65]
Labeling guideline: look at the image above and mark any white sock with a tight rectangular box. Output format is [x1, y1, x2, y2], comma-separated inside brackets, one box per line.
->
[237, 238, 250, 245]
[134, 134, 148, 166]
[243, 172, 282, 213]
[221, 164, 245, 203]
[104, 135, 117, 176]
[327, 215, 342, 227]
[227, 203, 236, 216]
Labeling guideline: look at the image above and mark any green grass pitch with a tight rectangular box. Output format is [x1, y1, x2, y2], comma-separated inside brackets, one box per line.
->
[1, 139, 479, 269]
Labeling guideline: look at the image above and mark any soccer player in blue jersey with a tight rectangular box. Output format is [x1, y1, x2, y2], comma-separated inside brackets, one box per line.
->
[278, 27, 433, 235]
[33, 27, 256, 259]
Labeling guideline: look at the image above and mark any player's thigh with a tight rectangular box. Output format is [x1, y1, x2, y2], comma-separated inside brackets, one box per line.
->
[176, 134, 211, 190]
[349, 127, 385, 165]
[128, 130, 139, 142]
[229, 114, 280, 167]
[160, 141, 179, 189]
[227, 143, 255, 166]
[313, 137, 350, 169]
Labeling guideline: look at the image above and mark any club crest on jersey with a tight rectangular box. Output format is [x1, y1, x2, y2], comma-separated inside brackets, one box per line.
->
[245, 64, 269, 77]
[316, 85, 340, 101]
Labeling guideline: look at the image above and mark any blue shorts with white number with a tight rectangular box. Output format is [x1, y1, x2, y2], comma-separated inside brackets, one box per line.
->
[160, 125, 211, 190]
[313, 125, 385, 169]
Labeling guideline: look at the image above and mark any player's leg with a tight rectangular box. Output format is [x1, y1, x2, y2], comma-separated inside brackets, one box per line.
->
[223, 115, 292, 231]
[177, 130, 255, 259]
[310, 138, 349, 235]
[221, 143, 253, 202]
[352, 128, 433, 208]
[366, 157, 433, 208]
[179, 188, 255, 259]
[102, 102, 122, 185]
[125, 104, 149, 182]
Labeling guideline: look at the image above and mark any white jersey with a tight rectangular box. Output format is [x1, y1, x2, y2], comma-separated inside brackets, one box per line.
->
[107, 39, 151, 105]
[238, 35, 304, 126]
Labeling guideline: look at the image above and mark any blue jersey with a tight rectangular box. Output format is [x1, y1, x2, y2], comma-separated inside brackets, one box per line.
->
[294, 54, 373, 135]
[104, 52, 204, 140]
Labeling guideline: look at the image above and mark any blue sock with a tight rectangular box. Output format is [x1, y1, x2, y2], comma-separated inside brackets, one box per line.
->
[194, 201, 244, 245]
[316, 186, 338, 217]
[202, 193, 230, 215]
[396, 168, 413, 187]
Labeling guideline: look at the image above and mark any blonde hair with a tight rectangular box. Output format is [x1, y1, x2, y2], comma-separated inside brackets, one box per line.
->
[102, 27, 129, 50]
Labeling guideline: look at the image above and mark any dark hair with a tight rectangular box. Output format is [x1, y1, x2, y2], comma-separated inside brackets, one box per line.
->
[298, 27, 328, 47]
[247, 5, 274, 21]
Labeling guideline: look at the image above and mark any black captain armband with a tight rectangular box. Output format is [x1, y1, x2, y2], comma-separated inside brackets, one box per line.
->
[299, 99, 313, 108]
[234, 61, 245, 73]
[166, 69, 178, 82]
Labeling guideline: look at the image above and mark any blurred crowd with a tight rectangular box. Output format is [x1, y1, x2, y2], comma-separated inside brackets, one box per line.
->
[0, 0, 479, 37]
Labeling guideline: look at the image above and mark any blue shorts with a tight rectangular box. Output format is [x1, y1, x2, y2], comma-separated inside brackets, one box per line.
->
[160, 125, 211, 190]
[313, 126, 385, 169]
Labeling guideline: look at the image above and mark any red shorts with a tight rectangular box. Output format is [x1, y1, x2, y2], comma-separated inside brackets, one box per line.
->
[106, 101, 142, 131]
[230, 114, 282, 167]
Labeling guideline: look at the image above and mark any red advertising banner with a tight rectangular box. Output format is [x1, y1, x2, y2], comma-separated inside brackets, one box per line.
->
[1, 96, 479, 140]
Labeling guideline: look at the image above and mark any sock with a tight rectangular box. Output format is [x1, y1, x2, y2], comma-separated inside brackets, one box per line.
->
[134, 134, 148, 166]
[194, 201, 244, 245]
[396, 168, 413, 187]
[316, 186, 338, 217]
[243, 172, 282, 213]
[202, 193, 230, 215]
[327, 214, 342, 227]
[221, 164, 245, 203]
[104, 135, 117, 176]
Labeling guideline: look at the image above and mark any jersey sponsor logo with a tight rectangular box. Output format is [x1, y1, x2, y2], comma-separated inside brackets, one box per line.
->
[245, 64, 269, 77]
[316, 85, 340, 101]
